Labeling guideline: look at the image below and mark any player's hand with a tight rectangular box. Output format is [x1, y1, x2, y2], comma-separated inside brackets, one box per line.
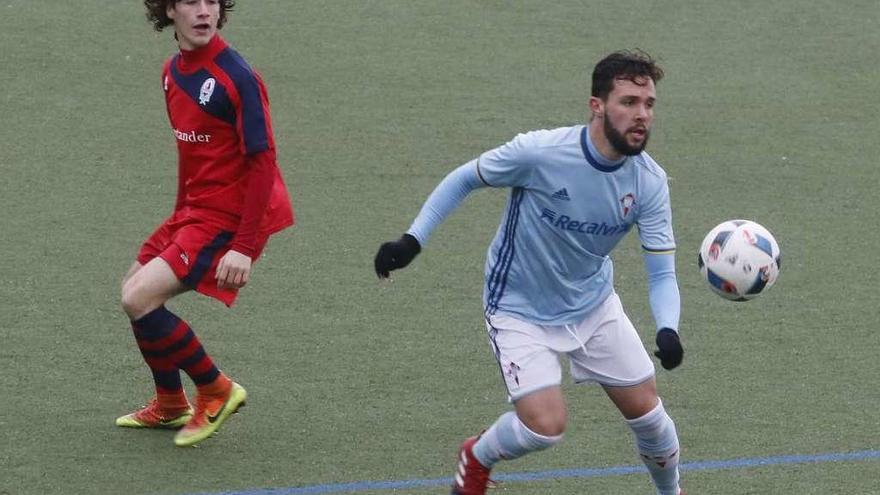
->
[374, 234, 421, 278]
[654, 328, 683, 370]
[216, 249, 253, 290]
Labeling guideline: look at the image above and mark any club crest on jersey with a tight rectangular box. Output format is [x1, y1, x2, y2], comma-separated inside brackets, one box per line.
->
[199, 78, 216, 105]
[620, 193, 636, 217]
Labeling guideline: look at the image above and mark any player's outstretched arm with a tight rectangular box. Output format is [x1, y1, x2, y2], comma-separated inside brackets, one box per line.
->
[374, 160, 486, 279]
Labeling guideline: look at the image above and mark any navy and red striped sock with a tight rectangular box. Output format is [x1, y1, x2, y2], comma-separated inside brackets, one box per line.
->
[131, 306, 223, 397]
[132, 308, 183, 398]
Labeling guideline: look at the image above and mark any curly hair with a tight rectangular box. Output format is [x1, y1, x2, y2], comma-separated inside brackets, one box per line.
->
[591, 50, 664, 99]
[144, 0, 236, 32]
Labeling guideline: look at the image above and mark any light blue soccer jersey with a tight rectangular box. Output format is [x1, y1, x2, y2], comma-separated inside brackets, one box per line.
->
[407, 124, 676, 326]
[477, 125, 674, 325]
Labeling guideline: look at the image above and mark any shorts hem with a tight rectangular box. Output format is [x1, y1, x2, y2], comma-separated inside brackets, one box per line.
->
[157, 246, 238, 308]
[574, 371, 656, 388]
[507, 383, 562, 403]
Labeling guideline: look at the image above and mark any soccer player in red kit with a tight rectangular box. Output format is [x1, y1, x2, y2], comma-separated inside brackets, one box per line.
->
[116, 0, 294, 447]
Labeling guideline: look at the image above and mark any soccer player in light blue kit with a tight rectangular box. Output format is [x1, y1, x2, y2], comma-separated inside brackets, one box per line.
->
[375, 51, 685, 495]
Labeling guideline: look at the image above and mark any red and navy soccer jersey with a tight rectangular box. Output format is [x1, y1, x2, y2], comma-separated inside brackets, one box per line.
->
[162, 34, 293, 237]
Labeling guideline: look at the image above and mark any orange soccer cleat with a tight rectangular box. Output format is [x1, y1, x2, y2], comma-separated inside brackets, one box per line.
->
[116, 397, 193, 429]
[173, 382, 247, 447]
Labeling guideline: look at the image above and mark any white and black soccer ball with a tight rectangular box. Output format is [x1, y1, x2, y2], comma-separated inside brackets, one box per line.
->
[698, 220, 781, 301]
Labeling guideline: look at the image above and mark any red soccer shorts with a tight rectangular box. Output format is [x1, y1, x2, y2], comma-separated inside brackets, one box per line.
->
[137, 215, 268, 306]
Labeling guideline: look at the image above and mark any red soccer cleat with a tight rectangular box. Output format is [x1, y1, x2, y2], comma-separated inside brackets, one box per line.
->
[451, 436, 493, 495]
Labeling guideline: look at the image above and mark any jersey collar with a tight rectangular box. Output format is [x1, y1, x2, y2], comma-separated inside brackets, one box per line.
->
[177, 34, 228, 72]
[580, 125, 627, 173]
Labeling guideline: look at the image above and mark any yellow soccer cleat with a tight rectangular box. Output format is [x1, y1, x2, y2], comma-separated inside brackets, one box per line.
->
[174, 382, 247, 447]
[116, 397, 193, 429]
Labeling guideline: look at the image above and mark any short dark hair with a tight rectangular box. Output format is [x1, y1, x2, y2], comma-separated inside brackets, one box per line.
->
[144, 0, 236, 32]
[591, 50, 664, 99]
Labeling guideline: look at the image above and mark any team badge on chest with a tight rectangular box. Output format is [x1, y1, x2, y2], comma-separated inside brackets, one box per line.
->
[199, 78, 216, 105]
[620, 193, 636, 217]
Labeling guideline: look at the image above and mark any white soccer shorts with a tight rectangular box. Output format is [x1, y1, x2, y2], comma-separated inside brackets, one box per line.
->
[485, 292, 655, 401]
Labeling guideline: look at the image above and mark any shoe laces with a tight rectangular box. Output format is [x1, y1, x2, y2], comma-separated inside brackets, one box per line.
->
[133, 397, 163, 421]
[191, 391, 227, 422]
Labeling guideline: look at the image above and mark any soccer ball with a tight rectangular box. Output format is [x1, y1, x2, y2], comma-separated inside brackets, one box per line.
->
[698, 220, 781, 301]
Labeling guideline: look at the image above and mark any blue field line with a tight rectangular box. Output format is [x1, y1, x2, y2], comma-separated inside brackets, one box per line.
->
[190, 449, 880, 495]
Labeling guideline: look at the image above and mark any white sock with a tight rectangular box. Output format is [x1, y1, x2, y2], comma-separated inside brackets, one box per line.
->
[472, 411, 563, 467]
[626, 400, 681, 495]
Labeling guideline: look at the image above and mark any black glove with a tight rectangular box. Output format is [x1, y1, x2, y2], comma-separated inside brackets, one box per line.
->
[654, 328, 683, 370]
[374, 234, 422, 278]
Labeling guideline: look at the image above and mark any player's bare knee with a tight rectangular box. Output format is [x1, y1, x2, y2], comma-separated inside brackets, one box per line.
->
[120, 285, 142, 319]
[518, 415, 565, 450]
[120, 279, 156, 320]
[535, 418, 566, 437]
[519, 412, 567, 437]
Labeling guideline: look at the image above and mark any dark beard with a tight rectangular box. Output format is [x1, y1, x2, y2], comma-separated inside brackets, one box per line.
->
[604, 113, 649, 156]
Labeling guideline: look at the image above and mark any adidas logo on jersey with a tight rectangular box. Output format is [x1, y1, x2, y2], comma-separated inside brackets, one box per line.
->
[551, 188, 570, 201]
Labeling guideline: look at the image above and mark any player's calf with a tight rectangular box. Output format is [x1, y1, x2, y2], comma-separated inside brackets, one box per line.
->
[472, 411, 563, 466]
[626, 399, 681, 495]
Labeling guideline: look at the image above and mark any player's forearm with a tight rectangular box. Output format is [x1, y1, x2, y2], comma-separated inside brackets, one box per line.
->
[231, 149, 275, 257]
[643, 252, 681, 331]
[406, 160, 485, 246]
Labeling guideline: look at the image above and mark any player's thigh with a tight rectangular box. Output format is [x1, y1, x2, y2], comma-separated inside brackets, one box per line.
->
[569, 294, 654, 388]
[121, 261, 143, 289]
[486, 314, 564, 401]
[121, 257, 188, 319]
[602, 377, 659, 420]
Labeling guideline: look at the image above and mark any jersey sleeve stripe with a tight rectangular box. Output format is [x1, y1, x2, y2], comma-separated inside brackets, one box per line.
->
[643, 245, 676, 254]
[214, 49, 271, 155]
[476, 157, 493, 186]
